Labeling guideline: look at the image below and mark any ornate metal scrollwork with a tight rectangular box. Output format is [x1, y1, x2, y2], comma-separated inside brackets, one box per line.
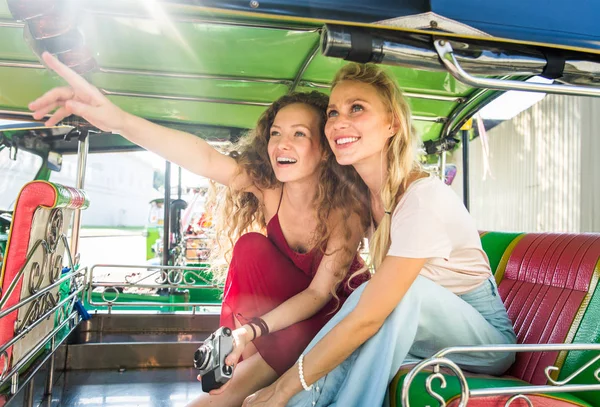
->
[101, 287, 120, 303]
[425, 371, 448, 406]
[27, 261, 43, 295]
[123, 267, 213, 288]
[154, 268, 212, 286]
[56, 295, 77, 326]
[12, 212, 74, 335]
[45, 209, 63, 252]
[545, 353, 600, 386]
[50, 254, 63, 283]
[401, 357, 470, 407]
[183, 269, 212, 285]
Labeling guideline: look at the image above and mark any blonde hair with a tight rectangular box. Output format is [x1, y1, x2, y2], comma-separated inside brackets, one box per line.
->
[208, 91, 370, 305]
[331, 63, 420, 271]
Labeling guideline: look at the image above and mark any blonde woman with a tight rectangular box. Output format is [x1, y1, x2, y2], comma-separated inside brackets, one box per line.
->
[244, 63, 517, 407]
[28, 53, 370, 407]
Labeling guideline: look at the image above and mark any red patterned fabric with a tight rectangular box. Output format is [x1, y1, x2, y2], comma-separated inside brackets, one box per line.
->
[0, 182, 56, 365]
[498, 233, 600, 384]
[448, 394, 590, 407]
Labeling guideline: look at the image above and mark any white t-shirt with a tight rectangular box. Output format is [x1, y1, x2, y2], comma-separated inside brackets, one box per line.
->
[387, 175, 491, 294]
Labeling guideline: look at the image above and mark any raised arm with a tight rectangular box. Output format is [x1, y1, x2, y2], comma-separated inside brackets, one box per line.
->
[225, 211, 364, 368]
[243, 254, 427, 406]
[29, 52, 254, 191]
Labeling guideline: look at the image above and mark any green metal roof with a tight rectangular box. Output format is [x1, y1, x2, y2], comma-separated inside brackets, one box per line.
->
[1, 0, 591, 153]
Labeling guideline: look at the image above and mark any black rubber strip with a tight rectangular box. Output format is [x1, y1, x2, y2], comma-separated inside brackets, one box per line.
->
[347, 31, 374, 63]
[541, 53, 566, 80]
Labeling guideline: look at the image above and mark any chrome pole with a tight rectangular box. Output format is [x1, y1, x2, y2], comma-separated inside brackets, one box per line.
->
[44, 337, 56, 397]
[163, 161, 172, 267]
[22, 378, 34, 407]
[70, 133, 89, 257]
[461, 130, 470, 211]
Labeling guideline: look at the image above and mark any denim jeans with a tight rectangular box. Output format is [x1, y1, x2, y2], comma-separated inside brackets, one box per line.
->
[286, 275, 517, 407]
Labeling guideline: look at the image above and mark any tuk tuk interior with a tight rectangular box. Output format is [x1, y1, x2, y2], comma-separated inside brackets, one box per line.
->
[0, 0, 599, 406]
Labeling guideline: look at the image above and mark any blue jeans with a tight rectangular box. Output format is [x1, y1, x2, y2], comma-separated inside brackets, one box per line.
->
[286, 275, 517, 407]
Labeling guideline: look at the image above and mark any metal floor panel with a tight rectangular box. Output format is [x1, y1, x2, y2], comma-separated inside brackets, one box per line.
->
[56, 368, 201, 407]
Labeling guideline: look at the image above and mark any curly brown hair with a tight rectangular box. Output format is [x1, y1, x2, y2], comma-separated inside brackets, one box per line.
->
[208, 91, 370, 303]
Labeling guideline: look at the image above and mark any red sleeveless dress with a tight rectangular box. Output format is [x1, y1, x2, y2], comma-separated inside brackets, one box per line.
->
[219, 201, 368, 375]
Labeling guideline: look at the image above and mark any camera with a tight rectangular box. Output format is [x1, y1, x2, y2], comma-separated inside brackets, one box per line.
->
[194, 326, 234, 392]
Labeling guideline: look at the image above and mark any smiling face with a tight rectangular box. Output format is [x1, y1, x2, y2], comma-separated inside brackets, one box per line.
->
[267, 103, 324, 183]
[325, 80, 396, 168]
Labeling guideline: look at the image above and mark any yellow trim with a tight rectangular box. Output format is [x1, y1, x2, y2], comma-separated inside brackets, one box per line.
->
[170, 3, 600, 55]
[479, 231, 489, 238]
[494, 234, 526, 284]
[552, 256, 600, 381]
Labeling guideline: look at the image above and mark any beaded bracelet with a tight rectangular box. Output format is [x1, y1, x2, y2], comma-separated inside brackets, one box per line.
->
[298, 354, 313, 391]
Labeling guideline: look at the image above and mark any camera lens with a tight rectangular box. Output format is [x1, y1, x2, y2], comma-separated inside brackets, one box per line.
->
[223, 364, 233, 376]
[194, 345, 211, 371]
[223, 327, 232, 336]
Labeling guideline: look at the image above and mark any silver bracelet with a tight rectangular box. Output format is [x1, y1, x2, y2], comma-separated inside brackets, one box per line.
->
[298, 354, 313, 391]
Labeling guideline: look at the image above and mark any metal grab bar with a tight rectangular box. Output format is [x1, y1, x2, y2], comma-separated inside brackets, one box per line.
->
[1, 311, 80, 394]
[401, 342, 600, 407]
[0, 284, 84, 357]
[0, 234, 76, 309]
[87, 263, 223, 311]
[434, 40, 600, 98]
[0, 266, 85, 319]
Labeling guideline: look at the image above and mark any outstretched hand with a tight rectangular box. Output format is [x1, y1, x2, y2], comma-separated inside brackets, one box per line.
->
[28, 52, 127, 132]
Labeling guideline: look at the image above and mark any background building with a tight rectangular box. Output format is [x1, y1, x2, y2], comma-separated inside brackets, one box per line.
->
[0, 151, 157, 227]
[450, 94, 599, 233]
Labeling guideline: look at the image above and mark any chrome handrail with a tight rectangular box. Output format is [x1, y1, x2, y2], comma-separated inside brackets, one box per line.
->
[0, 223, 85, 401]
[434, 40, 600, 98]
[0, 267, 85, 320]
[401, 343, 600, 407]
[87, 264, 223, 310]
[1, 311, 80, 394]
[0, 235, 75, 309]
[0, 283, 84, 359]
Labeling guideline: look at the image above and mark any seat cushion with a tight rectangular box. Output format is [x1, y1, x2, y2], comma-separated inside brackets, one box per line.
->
[498, 233, 600, 385]
[479, 231, 523, 277]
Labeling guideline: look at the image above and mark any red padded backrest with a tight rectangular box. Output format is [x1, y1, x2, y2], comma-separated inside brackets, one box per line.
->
[498, 233, 600, 384]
